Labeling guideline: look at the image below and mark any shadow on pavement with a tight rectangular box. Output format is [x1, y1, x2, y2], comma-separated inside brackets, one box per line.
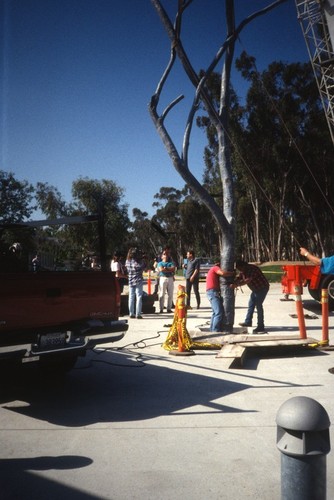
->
[0, 456, 103, 500]
[0, 343, 321, 428]
[0, 350, 253, 426]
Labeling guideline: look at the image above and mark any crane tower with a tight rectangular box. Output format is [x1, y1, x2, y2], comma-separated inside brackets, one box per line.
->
[295, 0, 334, 144]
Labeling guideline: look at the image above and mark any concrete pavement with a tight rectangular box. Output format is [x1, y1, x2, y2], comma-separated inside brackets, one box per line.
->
[113, 280, 334, 498]
[0, 281, 333, 499]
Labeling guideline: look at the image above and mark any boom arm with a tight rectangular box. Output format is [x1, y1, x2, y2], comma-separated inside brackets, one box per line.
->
[295, 0, 334, 144]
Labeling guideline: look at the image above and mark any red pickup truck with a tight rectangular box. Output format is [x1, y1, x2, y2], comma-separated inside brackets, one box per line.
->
[0, 217, 128, 373]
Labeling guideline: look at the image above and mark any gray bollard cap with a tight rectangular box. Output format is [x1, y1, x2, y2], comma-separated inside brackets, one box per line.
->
[276, 396, 330, 431]
[276, 396, 331, 456]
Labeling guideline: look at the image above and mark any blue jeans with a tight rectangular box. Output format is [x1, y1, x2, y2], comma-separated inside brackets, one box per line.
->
[128, 281, 143, 317]
[206, 288, 225, 332]
[245, 287, 269, 328]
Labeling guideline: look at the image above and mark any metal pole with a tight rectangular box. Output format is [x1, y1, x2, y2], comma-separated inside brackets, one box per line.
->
[281, 454, 327, 500]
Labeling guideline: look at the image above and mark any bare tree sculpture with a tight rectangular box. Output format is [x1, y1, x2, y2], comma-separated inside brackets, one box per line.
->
[149, 0, 288, 331]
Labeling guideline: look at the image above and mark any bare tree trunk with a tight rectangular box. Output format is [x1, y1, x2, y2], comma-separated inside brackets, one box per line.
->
[248, 190, 260, 262]
[149, 0, 289, 331]
[217, 0, 236, 331]
[297, 185, 326, 256]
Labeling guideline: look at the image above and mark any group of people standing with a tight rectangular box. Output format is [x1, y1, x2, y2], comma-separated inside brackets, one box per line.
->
[112, 246, 178, 320]
[111, 245, 270, 333]
[111, 248, 146, 319]
[155, 248, 201, 314]
[111, 244, 332, 334]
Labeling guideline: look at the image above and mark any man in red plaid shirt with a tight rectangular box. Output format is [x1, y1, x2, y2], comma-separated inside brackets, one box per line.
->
[233, 260, 270, 334]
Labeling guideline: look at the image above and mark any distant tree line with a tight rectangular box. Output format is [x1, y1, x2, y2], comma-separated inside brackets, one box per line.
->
[197, 54, 334, 262]
[1, 58, 333, 267]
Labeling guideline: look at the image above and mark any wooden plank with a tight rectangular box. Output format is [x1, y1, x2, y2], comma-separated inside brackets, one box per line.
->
[216, 343, 245, 358]
[191, 330, 320, 351]
[215, 335, 319, 368]
[226, 334, 303, 344]
[238, 338, 318, 348]
[190, 330, 230, 344]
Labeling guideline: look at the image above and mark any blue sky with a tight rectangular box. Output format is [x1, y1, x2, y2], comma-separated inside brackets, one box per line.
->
[1, 0, 309, 219]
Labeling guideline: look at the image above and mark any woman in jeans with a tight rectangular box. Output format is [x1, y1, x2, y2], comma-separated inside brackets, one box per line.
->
[125, 248, 146, 319]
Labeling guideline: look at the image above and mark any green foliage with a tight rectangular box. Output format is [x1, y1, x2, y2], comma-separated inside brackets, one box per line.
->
[151, 185, 219, 263]
[68, 177, 130, 258]
[28, 176, 131, 267]
[129, 208, 161, 261]
[259, 264, 283, 283]
[0, 170, 35, 223]
[197, 54, 334, 261]
[35, 182, 68, 219]
[0, 171, 36, 262]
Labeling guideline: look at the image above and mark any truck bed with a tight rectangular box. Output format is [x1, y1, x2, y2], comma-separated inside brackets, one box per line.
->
[0, 271, 128, 365]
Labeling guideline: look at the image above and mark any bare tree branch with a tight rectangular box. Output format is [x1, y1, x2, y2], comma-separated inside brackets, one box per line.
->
[149, 0, 289, 331]
[151, 0, 288, 133]
[161, 95, 184, 122]
[149, 0, 289, 236]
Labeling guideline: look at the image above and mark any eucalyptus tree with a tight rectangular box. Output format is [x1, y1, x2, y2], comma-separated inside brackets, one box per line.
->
[152, 186, 183, 259]
[149, 0, 287, 330]
[233, 55, 334, 260]
[0, 170, 36, 254]
[70, 177, 130, 259]
[198, 56, 334, 261]
[151, 185, 219, 262]
[35, 182, 68, 219]
[35, 178, 130, 265]
[0, 170, 35, 223]
[130, 208, 164, 260]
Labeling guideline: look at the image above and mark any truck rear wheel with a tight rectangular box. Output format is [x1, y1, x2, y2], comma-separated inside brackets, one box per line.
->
[320, 275, 334, 311]
[308, 284, 321, 302]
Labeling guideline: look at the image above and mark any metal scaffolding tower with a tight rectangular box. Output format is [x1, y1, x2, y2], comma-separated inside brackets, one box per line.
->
[295, 0, 334, 144]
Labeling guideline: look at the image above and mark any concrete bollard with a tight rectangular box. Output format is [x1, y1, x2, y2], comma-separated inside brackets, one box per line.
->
[276, 396, 331, 500]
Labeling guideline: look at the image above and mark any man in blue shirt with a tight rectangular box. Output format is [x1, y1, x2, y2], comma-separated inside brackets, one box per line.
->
[300, 247, 334, 274]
